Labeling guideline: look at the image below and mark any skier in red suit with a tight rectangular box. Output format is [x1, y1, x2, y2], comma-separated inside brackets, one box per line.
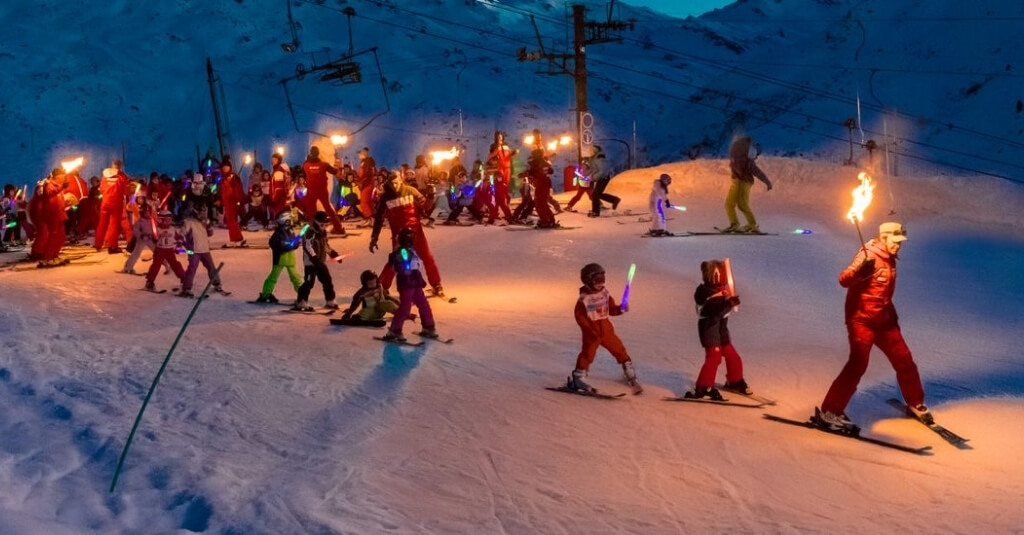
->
[268, 153, 291, 218]
[29, 168, 68, 266]
[567, 263, 641, 394]
[94, 159, 129, 253]
[218, 161, 247, 246]
[527, 149, 557, 228]
[815, 222, 930, 433]
[487, 131, 517, 224]
[369, 171, 444, 296]
[357, 147, 377, 222]
[301, 146, 345, 234]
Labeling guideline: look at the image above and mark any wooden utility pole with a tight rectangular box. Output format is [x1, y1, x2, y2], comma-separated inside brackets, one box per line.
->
[518, 2, 632, 166]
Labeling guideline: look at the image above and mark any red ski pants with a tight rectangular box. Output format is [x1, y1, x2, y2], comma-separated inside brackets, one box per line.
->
[575, 320, 630, 371]
[821, 321, 924, 414]
[301, 188, 345, 232]
[94, 204, 124, 248]
[695, 344, 744, 388]
[378, 226, 441, 290]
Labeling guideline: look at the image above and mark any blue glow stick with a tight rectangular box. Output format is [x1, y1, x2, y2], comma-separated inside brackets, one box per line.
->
[668, 205, 687, 211]
[621, 263, 637, 309]
[400, 247, 411, 272]
[792, 228, 813, 235]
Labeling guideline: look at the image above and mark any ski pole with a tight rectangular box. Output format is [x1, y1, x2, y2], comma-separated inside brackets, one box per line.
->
[110, 262, 225, 493]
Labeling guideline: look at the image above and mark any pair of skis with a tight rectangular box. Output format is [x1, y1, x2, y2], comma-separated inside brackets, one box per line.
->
[764, 398, 969, 455]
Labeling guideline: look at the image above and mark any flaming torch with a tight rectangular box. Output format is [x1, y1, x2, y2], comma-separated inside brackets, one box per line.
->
[845, 171, 875, 252]
[61, 156, 85, 174]
[429, 146, 460, 167]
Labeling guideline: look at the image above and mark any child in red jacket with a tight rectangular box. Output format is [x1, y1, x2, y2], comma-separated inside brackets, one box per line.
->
[568, 263, 642, 394]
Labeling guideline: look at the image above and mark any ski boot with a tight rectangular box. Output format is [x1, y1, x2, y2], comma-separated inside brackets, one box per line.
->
[908, 404, 935, 425]
[684, 386, 724, 401]
[418, 326, 439, 339]
[812, 407, 861, 435]
[256, 293, 278, 303]
[622, 360, 643, 395]
[722, 379, 753, 396]
[568, 369, 595, 393]
[381, 330, 406, 343]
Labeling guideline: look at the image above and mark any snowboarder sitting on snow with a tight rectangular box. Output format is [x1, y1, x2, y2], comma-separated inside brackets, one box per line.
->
[685, 259, 750, 400]
[381, 228, 438, 342]
[294, 211, 340, 311]
[648, 173, 676, 236]
[144, 210, 187, 292]
[338, 269, 404, 326]
[255, 211, 303, 304]
[814, 222, 930, 433]
[569, 263, 642, 394]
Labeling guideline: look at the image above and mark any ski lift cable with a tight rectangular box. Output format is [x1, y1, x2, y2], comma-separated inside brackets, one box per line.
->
[291, 0, 1024, 178]
[586, 71, 1021, 183]
[478, 0, 1024, 151]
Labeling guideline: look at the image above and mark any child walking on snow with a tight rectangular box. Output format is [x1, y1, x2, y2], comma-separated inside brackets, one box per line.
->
[381, 228, 437, 342]
[685, 259, 752, 400]
[256, 211, 303, 303]
[568, 263, 642, 395]
[179, 205, 224, 298]
[647, 173, 676, 236]
[144, 210, 186, 292]
[294, 211, 340, 311]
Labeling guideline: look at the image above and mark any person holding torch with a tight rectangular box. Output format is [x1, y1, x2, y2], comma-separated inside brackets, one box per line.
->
[814, 221, 930, 433]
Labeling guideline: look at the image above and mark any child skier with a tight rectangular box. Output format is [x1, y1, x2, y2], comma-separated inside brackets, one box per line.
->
[569, 263, 642, 394]
[179, 205, 224, 298]
[647, 173, 675, 236]
[337, 269, 402, 327]
[294, 211, 340, 311]
[121, 204, 156, 274]
[685, 259, 750, 400]
[255, 211, 303, 303]
[381, 228, 438, 342]
[144, 210, 187, 292]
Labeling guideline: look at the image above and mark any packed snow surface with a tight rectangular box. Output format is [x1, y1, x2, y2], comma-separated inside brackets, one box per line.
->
[2, 159, 1022, 533]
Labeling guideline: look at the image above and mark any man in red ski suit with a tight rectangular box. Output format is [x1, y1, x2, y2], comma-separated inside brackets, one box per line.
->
[357, 148, 377, 222]
[28, 168, 68, 265]
[301, 146, 345, 234]
[818, 222, 930, 429]
[268, 153, 291, 218]
[94, 159, 129, 253]
[568, 263, 640, 393]
[527, 149, 557, 228]
[369, 171, 443, 295]
[487, 131, 517, 223]
[219, 161, 247, 246]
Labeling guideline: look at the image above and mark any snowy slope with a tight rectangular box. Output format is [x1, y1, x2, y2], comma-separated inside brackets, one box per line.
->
[2, 159, 1023, 533]
[2, 0, 1022, 179]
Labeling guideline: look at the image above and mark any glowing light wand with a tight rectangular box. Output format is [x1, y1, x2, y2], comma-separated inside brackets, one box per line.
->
[621, 263, 637, 310]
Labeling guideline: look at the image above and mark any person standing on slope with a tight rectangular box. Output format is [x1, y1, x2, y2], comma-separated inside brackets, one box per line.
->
[647, 173, 676, 236]
[301, 146, 346, 235]
[568, 263, 642, 395]
[370, 171, 444, 297]
[814, 222, 930, 433]
[685, 259, 753, 400]
[94, 159, 130, 253]
[723, 135, 772, 233]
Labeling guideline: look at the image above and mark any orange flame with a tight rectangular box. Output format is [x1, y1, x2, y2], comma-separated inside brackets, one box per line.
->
[845, 172, 875, 223]
[429, 146, 459, 166]
[61, 156, 85, 173]
[523, 134, 536, 147]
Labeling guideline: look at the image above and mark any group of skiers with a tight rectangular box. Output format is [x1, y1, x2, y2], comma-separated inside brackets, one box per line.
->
[3, 132, 932, 434]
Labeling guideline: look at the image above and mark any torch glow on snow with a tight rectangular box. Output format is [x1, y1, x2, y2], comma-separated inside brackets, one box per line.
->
[621, 263, 637, 309]
[61, 156, 85, 173]
[846, 171, 875, 250]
